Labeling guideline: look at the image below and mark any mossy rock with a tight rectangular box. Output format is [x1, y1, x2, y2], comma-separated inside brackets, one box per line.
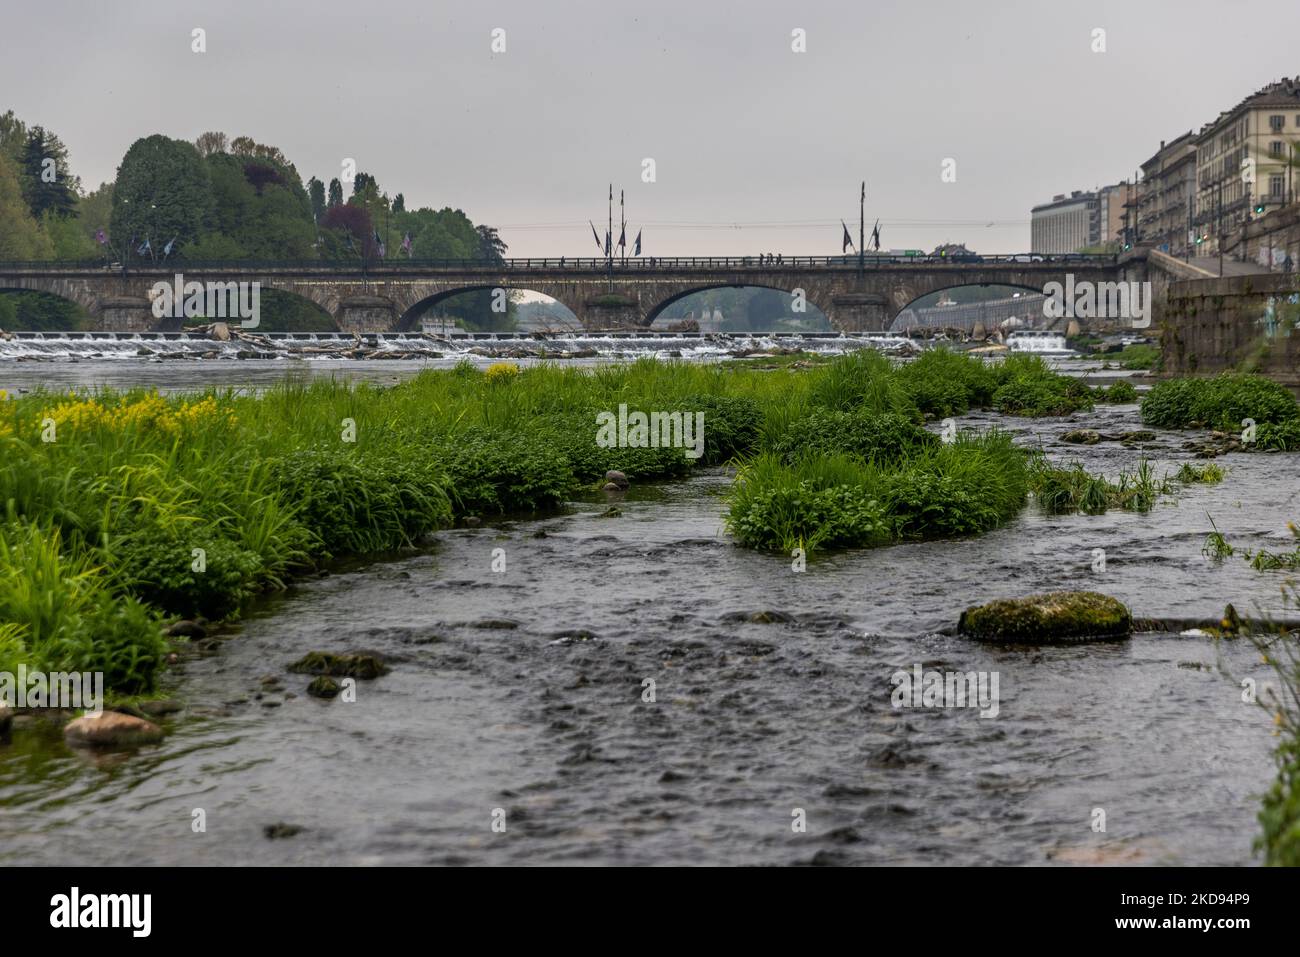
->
[306, 676, 341, 698]
[288, 651, 389, 680]
[958, 591, 1131, 644]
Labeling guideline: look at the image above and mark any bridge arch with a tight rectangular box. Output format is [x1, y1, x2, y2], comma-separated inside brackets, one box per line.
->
[889, 281, 1051, 334]
[0, 278, 101, 319]
[643, 283, 833, 330]
[393, 285, 580, 332]
[0, 285, 93, 331]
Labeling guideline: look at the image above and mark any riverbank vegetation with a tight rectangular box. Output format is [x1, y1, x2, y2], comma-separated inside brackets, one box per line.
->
[0, 350, 1279, 696]
[1141, 373, 1300, 450]
[0, 350, 1089, 693]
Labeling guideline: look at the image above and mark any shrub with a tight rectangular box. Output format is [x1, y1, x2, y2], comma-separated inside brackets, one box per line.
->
[438, 429, 575, 515]
[110, 524, 265, 621]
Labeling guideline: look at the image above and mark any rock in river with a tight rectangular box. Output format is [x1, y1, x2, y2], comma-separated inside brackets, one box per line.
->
[958, 591, 1131, 644]
[64, 712, 164, 748]
[288, 651, 389, 679]
[605, 470, 630, 489]
[1061, 429, 1101, 445]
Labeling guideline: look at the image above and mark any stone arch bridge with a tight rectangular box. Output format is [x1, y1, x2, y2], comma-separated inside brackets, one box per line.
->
[0, 253, 1162, 333]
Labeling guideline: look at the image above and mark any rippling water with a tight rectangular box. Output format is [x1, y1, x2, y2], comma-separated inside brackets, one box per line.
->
[0, 368, 1293, 864]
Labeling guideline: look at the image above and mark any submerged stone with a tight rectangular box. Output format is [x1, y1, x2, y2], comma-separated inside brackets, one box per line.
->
[287, 651, 389, 679]
[64, 712, 164, 748]
[307, 676, 340, 698]
[1061, 429, 1101, 445]
[958, 591, 1131, 644]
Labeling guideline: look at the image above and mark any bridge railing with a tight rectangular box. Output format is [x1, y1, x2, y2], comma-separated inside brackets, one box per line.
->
[0, 253, 1119, 272]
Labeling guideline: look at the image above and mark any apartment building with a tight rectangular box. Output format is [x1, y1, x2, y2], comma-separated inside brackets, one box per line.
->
[1137, 132, 1197, 257]
[1030, 191, 1100, 253]
[1194, 77, 1300, 253]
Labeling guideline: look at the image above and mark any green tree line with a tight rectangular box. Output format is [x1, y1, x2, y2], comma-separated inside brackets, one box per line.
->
[0, 112, 513, 331]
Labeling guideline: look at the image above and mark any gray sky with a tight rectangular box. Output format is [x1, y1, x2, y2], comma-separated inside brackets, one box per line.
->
[4, 0, 1298, 256]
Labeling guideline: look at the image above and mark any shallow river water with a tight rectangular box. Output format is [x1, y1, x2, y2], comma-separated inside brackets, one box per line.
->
[1, 357, 1296, 865]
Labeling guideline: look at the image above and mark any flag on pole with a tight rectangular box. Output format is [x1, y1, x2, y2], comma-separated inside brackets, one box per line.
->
[136, 238, 151, 255]
[604, 230, 612, 256]
[633, 229, 642, 256]
[870, 220, 881, 251]
[401, 232, 412, 255]
[95, 229, 107, 245]
[374, 230, 386, 258]
[841, 221, 854, 254]
[618, 225, 626, 250]
[163, 237, 177, 258]
[590, 221, 603, 251]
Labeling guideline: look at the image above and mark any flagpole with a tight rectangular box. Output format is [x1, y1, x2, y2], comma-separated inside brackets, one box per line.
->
[859, 181, 865, 273]
[620, 190, 626, 264]
[608, 183, 613, 291]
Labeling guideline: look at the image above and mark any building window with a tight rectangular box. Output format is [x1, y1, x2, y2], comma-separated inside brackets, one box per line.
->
[1269, 114, 1285, 132]
[1270, 174, 1284, 197]
[1271, 140, 1285, 156]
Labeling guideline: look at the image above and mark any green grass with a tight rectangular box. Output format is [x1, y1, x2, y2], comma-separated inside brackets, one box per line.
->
[0, 349, 1101, 693]
[1028, 457, 1180, 515]
[1141, 373, 1300, 432]
[1115, 343, 1160, 370]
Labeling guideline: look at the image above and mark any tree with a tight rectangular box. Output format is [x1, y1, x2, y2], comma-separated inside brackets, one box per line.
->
[0, 153, 53, 259]
[307, 176, 326, 223]
[327, 177, 343, 208]
[21, 127, 79, 218]
[352, 171, 376, 196]
[110, 135, 214, 260]
[194, 131, 229, 157]
[393, 193, 405, 214]
[476, 224, 507, 262]
[320, 203, 375, 260]
[187, 151, 314, 259]
[0, 110, 28, 164]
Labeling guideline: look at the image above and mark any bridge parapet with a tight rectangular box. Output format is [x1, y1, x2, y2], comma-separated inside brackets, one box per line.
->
[0, 255, 1135, 334]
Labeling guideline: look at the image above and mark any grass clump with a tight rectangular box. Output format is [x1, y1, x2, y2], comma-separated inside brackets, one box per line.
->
[769, 409, 936, 465]
[1141, 373, 1300, 431]
[1115, 343, 1159, 370]
[1028, 457, 1175, 515]
[1097, 380, 1139, 403]
[728, 431, 1027, 552]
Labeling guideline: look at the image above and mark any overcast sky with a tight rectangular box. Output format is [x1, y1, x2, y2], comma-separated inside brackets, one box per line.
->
[4, 0, 1298, 257]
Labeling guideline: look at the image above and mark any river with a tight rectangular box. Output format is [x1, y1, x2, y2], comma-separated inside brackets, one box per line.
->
[0, 345, 1293, 865]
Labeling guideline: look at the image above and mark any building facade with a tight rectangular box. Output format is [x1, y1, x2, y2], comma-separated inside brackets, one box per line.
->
[1137, 132, 1197, 258]
[1194, 77, 1300, 254]
[1030, 191, 1100, 253]
[1098, 181, 1132, 248]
